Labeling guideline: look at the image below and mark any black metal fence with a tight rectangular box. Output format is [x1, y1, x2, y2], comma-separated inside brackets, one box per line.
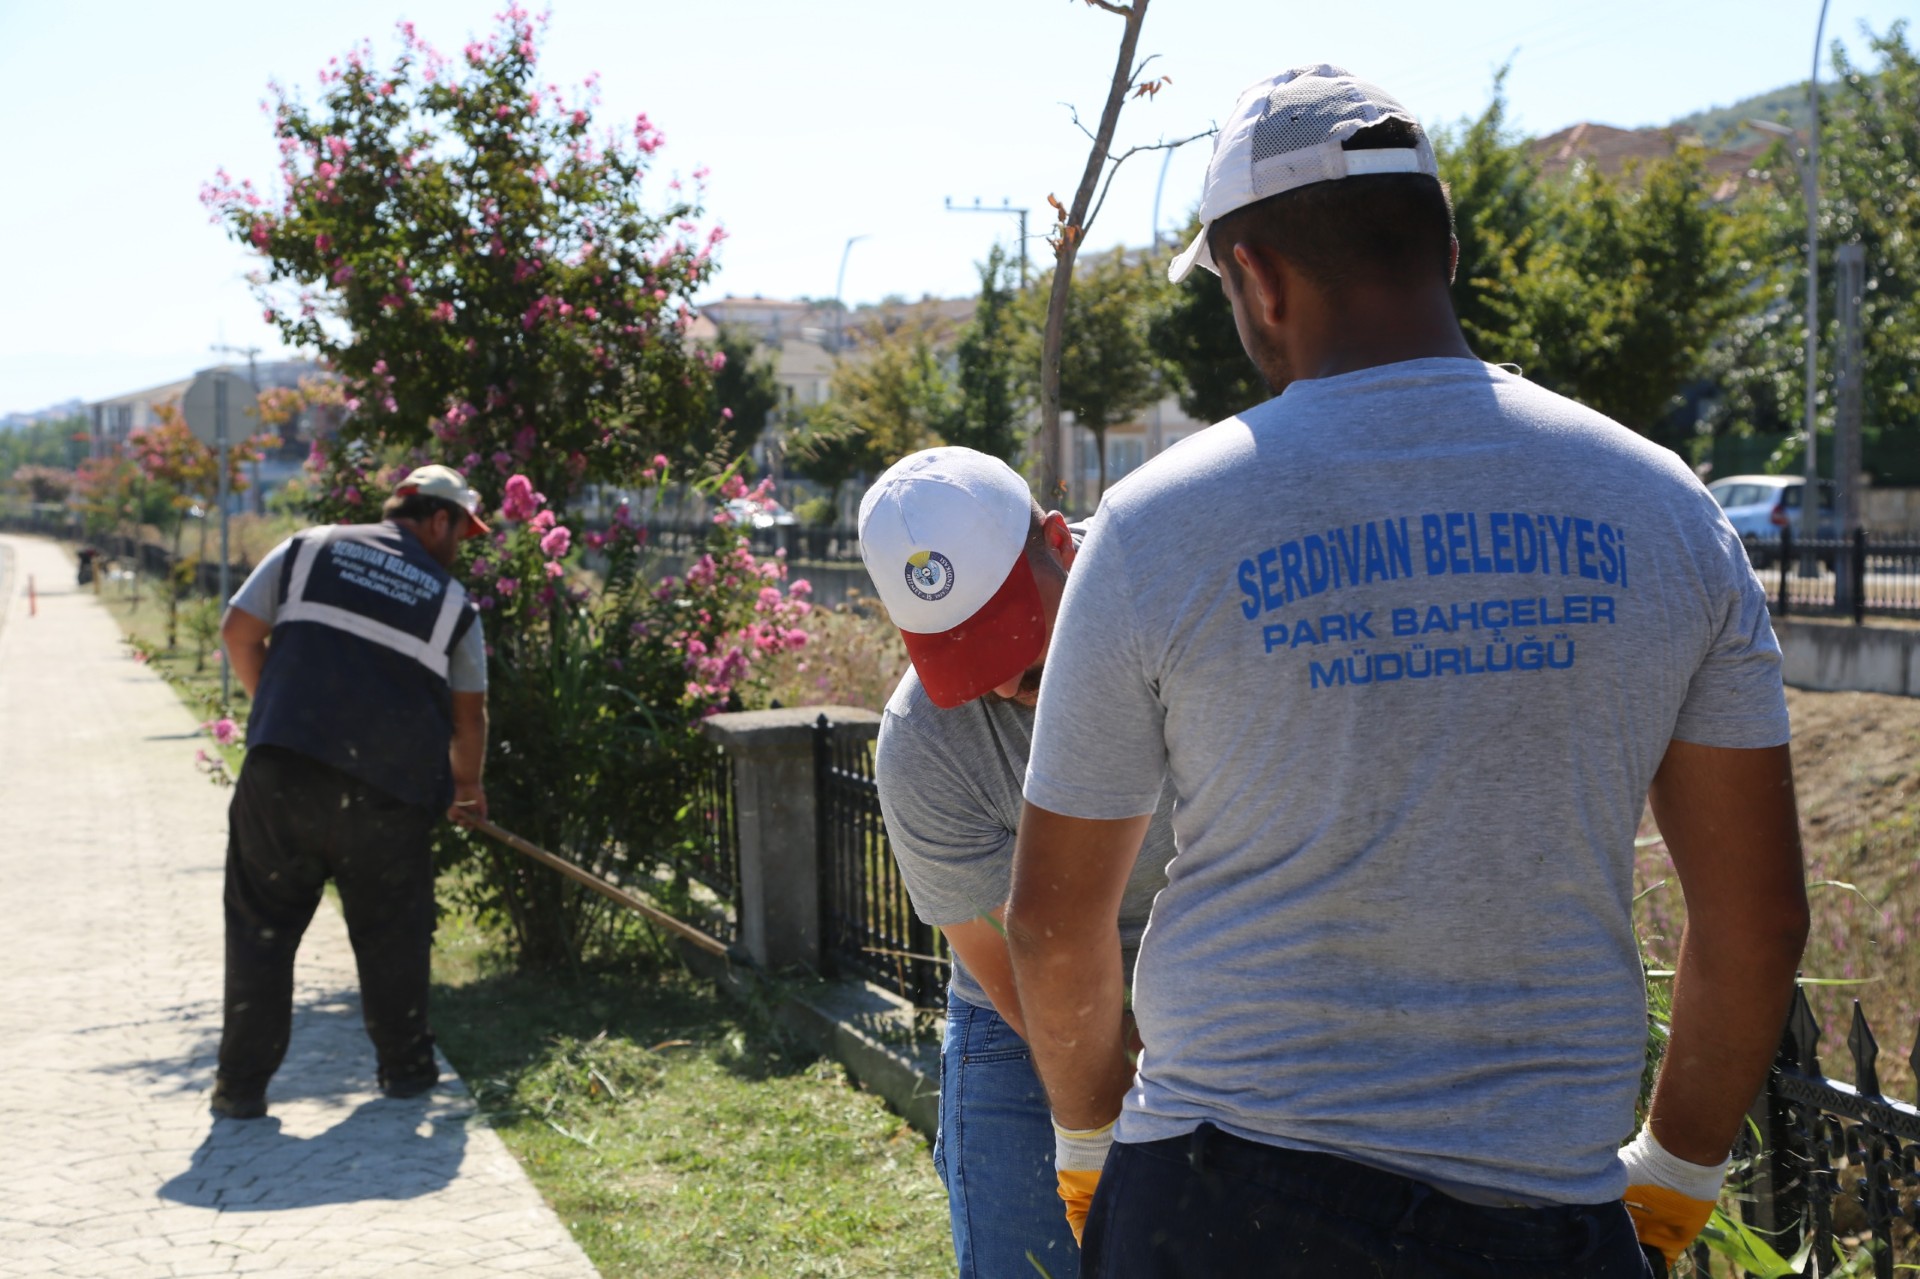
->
[812, 714, 951, 1007]
[670, 744, 742, 944]
[1706, 986, 1920, 1277]
[1748, 529, 1920, 623]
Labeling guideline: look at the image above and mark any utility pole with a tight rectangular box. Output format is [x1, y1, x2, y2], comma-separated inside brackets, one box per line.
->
[215, 377, 232, 705]
[212, 343, 263, 513]
[1803, 0, 1830, 549]
[1833, 243, 1865, 529]
[944, 197, 1031, 287]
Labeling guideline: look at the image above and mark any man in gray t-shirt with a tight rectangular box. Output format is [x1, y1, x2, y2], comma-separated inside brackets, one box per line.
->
[860, 448, 1176, 1279]
[1008, 66, 1808, 1279]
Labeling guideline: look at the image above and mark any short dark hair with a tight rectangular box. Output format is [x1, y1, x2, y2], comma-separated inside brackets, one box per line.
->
[382, 491, 465, 526]
[1208, 118, 1455, 294]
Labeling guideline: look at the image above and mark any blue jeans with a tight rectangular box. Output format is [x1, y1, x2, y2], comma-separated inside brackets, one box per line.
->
[1082, 1124, 1657, 1278]
[934, 991, 1080, 1279]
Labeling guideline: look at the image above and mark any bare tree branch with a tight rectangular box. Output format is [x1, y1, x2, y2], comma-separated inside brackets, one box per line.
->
[1081, 0, 1131, 15]
[1061, 102, 1098, 144]
[1084, 127, 1216, 239]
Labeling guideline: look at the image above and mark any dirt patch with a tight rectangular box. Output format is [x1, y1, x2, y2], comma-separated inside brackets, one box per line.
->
[1787, 687, 1920, 856]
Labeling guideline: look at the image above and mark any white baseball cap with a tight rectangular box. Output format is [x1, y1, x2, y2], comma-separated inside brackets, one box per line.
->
[858, 448, 1043, 709]
[1168, 64, 1438, 284]
[393, 463, 491, 538]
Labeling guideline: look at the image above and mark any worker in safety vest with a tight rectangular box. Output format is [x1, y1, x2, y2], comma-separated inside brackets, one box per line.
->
[211, 464, 491, 1119]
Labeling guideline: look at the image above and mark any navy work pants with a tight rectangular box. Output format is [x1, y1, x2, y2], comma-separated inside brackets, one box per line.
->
[218, 746, 440, 1100]
[1083, 1124, 1657, 1279]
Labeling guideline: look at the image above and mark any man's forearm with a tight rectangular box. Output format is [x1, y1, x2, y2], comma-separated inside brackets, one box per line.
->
[226, 641, 267, 699]
[1647, 920, 1804, 1164]
[450, 698, 488, 785]
[1007, 806, 1148, 1129]
[1645, 740, 1807, 1166]
[220, 608, 271, 698]
[1008, 918, 1132, 1129]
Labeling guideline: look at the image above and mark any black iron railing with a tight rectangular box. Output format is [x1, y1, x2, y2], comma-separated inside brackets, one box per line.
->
[812, 714, 950, 1008]
[1749, 529, 1920, 623]
[671, 743, 741, 944]
[1684, 986, 1920, 1277]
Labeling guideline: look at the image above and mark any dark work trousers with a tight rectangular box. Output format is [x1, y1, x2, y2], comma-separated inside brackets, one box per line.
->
[218, 745, 440, 1099]
[1081, 1125, 1657, 1279]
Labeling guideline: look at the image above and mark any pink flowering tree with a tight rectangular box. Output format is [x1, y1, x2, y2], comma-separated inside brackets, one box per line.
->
[202, 7, 728, 511]
[202, 11, 801, 968]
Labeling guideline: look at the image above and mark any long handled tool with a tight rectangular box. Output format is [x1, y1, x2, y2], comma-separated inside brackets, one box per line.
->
[462, 814, 730, 958]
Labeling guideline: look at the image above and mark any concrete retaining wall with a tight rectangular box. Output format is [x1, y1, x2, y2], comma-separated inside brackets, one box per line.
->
[1777, 619, 1920, 697]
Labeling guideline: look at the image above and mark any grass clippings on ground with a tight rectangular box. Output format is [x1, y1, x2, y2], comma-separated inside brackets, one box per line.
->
[431, 911, 953, 1279]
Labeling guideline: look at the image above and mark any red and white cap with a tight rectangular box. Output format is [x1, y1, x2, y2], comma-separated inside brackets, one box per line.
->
[859, 448, 1042, 709]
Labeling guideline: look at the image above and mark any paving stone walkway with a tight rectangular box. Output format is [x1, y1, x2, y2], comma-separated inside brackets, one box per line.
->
[0, 536, 598, 1278]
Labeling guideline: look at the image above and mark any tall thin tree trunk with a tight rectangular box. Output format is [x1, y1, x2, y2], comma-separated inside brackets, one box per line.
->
[1038, 0, 1148, 508]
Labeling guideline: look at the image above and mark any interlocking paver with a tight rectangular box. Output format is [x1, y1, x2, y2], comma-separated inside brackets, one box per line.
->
[0, 537, 597, 1278]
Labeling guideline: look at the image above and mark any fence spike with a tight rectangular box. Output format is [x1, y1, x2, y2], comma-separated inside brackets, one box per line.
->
[1786, 985, 1820, 1075]
[1910, 1019, 1920, 1106]
[1847, 1001, 1882, 1097]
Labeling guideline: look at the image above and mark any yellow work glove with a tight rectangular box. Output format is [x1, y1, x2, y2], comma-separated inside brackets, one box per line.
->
[1619, 1128, 1728, 1269]
[1052, 1117, 1116, 1246]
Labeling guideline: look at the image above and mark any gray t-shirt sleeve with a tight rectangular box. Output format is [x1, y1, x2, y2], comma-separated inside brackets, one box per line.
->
[1670, 530, 1789, 748]
[228, 539, 292, 624]
[450, 611, 488, 693]
[1024, 520, 1168, 820]
[875, 710, 1018, 927]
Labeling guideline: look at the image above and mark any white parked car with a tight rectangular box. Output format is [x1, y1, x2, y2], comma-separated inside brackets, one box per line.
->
[720, 497, 798, 529]
[1707, 475, 1837, 567]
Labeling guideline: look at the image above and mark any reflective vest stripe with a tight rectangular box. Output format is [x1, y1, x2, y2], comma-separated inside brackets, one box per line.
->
[275, 599, 455, 678]
[284, 525, 332, 603]
[277, 526, 464, 681]
[427, 578, 471, 654]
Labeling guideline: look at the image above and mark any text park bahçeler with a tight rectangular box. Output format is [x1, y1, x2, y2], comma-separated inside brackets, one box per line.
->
[1238, 510, 1628, 621]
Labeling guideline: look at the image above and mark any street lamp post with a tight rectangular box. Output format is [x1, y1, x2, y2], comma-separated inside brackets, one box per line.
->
[833, 234, 869, 354]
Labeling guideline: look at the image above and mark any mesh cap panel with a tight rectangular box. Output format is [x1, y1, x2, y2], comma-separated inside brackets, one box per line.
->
[1249, 73, 1419, 200]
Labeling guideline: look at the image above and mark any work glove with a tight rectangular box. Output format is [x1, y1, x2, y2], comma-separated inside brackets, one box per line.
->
[1053, 1117, 1116, 1246]
[1619, 1127, 1729, 1271]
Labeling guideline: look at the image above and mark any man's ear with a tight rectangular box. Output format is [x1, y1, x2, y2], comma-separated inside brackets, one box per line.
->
[1041, 510, 1076, 570]
[1230, 240, 1289, 333]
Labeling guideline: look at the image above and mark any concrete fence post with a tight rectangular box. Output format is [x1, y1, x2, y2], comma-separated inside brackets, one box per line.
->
[700, 705, 882, 972]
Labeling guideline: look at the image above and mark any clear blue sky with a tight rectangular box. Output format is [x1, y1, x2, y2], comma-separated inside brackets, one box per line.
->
[0, 0, 1907, 415]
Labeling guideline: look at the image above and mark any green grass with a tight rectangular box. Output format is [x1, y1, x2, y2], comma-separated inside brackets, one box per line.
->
[432, 905, 954, 1278]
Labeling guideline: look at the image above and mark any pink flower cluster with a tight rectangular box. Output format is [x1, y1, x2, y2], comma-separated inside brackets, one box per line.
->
[665, 537, 812, 714]
[201, 717, 239, 746]
[500, 474, 545, 522]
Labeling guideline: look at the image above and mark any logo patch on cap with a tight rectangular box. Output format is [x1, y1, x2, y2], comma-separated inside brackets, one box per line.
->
[903, 550, 955, 602]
